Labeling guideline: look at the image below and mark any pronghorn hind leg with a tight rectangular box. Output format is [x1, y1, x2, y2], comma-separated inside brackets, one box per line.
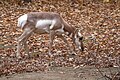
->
[16, 28, 33, 58]
[48, 30, 55, 56]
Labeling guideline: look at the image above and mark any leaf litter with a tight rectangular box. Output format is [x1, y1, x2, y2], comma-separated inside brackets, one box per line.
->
[0, 0, 120, 77]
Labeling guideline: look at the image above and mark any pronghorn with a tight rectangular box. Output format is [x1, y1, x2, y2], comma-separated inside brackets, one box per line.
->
[17, 12, 84, 58]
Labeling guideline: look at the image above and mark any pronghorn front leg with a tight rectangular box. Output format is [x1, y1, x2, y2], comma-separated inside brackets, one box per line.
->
[57, 34, 74, 54]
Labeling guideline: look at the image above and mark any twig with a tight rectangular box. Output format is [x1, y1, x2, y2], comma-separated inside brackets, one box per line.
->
[95, 65, 109, 80]
[89, 36, 109, 80]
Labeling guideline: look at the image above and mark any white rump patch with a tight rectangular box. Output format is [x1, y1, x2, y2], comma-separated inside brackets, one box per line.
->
[17, 14, 27, 28]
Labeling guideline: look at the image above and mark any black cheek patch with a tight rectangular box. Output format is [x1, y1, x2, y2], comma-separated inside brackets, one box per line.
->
[79, 37, 83, 40]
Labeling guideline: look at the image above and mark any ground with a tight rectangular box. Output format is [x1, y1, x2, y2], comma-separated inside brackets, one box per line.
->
[0, 66, 119, 80]
[0, 0, 120, 80]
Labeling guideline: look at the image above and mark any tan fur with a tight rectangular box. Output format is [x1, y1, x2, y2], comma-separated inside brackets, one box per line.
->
[16, 12, 84, 58]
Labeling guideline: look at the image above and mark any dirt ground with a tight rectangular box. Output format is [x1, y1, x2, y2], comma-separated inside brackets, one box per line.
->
[0, 66, 119, 80]
[0, 1, 120, 80]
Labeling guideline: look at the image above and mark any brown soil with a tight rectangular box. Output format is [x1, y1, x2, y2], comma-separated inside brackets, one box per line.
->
[0, 66, 119, 80]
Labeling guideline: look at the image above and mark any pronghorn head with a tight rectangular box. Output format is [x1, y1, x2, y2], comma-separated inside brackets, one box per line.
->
[74, 29, 84, 51]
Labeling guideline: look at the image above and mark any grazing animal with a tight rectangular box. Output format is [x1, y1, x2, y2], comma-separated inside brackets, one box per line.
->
[17, 12, 84, 58]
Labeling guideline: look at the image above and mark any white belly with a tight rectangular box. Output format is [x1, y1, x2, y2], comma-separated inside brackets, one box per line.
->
[35, 19, 64, 34]
[36, 20, 53, 28]
[35, 19, 53, 33]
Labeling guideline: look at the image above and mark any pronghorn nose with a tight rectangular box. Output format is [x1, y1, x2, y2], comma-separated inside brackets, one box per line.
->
[81, 46, 84, 51]
[80, 38, 84, 51]
[79, 46, 84, 51]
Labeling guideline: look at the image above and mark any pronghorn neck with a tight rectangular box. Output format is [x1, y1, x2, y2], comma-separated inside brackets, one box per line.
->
[62, 21, 76, 37]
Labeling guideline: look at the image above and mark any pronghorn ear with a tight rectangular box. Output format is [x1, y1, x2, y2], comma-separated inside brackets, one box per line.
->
[75, 28, 79, 33]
